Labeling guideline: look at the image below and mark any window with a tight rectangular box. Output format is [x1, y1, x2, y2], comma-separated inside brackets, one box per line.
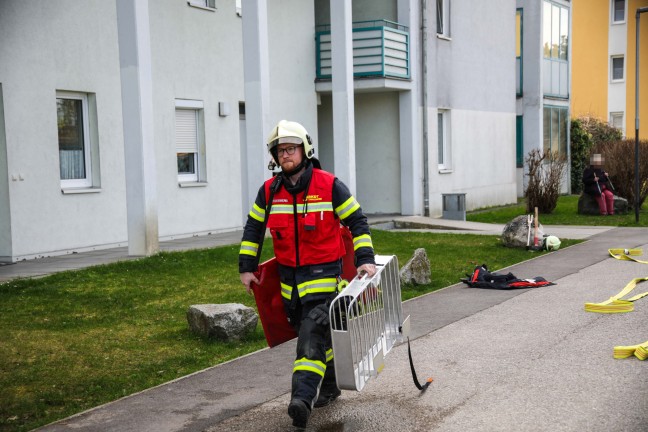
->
[542, 1, 570, 98]
[437, 109, 451, 170]
[175, 99, 205, 183]
[543, 106, 568, 157]
[187, 0, 215, 10]
[611, 56, 624, 81]
[613, 0, 625, 23]
[436, 0, 450, 37]
[57, 91, 92, 188]
[610, 112, 624, 132]
[543, 1, 569, 61]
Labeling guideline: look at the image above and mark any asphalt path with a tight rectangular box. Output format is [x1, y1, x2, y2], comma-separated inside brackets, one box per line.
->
[36, 227, 648, 432]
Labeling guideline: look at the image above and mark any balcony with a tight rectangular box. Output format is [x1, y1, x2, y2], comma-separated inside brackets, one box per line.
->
[315, 20, 410, 81]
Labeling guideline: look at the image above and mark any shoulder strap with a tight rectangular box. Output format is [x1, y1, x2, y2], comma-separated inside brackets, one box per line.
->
[254, 175, 283, 268]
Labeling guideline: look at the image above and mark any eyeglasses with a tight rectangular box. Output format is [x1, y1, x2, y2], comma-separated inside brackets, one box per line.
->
[277, 145, 300, 156]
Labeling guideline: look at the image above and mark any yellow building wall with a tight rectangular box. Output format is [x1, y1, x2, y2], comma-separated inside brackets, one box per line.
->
[626, 0, 648, 140]
[571, 0, 609, 120]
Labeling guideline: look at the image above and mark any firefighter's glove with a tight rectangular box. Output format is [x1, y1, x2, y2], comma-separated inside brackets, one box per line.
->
[308, 304, 330, 327]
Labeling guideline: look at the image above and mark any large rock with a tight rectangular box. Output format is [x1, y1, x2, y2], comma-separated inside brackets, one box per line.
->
[187, 303, 258, 341]
[577, 193, 628, 215]
[399, 248, 431, 285]
[501, 215, 544, 248]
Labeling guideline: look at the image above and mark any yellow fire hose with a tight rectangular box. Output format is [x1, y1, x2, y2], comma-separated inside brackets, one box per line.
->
[583, 249, 648, 360]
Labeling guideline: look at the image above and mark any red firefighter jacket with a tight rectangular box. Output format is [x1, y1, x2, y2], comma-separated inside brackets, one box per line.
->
[239, 162, 375, 303]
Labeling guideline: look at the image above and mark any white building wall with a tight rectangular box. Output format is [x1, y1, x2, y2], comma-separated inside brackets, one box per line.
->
[434, 110, 517, 211]
[149, 0, 246, 239]
[427, 0, 518, 215]
[266, 1, 318, 152]
[0, 1, 128, 260]
[0, 0, 319, 261]
[0, 0, 529, 260]
[240, 0, 318, 211]
[0, 84, 11, 260]
[148, 0, 318, 239]
[607, 16, 627, 125]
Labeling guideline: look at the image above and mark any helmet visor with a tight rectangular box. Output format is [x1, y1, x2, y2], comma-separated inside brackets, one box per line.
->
[277, 137, 303, 145]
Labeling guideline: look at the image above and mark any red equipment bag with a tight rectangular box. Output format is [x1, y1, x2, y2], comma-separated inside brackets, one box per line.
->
[252, 226, 358, 347]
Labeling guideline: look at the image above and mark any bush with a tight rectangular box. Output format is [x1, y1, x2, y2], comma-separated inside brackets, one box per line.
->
[578, 115, 623, 143]
[524, 149, 567, 214]
[570, 118, 593, 194]
[593, 138, 648, 209]
[570, 116, 622, 194]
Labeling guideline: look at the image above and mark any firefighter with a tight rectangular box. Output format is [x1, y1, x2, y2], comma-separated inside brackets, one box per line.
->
[239, 120, 376, 429]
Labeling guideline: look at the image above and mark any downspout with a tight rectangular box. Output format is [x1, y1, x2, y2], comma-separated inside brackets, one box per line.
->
[421, 0, 430, 216]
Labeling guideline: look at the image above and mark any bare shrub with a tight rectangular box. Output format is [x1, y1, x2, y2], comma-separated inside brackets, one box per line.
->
[524, 149, 567, 214]
[592, 139, 648, 209]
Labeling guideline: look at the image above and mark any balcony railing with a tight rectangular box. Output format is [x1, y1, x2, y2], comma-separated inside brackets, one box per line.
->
[316, 20, 410, 80]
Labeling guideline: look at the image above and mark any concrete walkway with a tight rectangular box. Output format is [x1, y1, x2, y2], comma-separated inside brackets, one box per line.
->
[0, 217, 611, 283]
[0, 230, 244, 283]
[9, 218, 645, 432]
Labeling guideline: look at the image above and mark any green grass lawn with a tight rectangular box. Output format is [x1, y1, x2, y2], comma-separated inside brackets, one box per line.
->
[467, 194, 648, 226]
[0, 230, 580, 432]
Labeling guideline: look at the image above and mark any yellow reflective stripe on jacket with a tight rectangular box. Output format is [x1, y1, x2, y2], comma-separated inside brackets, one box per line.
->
[613, 340, 648, 360]
[280, 282, 293, 300]
[335, 196, 360, 220]
[239, 241, 259, 257]
[248, 203, 265, 222]
[297, 278, 338, 297]
[293, 357, 326, 377]
[269, 204, 294, 215]
[609, 248, 648, 264]
[326, 348, 334, 363]
[584, 277, 648, 313]
[307, 202, 334, 212]
[268, 203, 334, 214]
[353, 234, 373, 250]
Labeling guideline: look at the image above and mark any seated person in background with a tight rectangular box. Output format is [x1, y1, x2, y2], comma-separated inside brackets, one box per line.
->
[582, 153, 614, 216]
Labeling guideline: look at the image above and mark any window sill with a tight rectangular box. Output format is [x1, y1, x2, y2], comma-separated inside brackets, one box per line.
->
[187, 2, 216, 12]
[436, 34, 452, 41]
[438, 168, 453, 174]
[179, 182, 208, 188]
[61, 187, 102, 195]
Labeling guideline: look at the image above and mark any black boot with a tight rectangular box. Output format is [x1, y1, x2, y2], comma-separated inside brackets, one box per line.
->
[288, 399, 311, 429]
[314, 386, 341, 408]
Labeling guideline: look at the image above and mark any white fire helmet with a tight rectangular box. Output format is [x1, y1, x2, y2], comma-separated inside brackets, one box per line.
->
[544, 235, 561, 251]
[266, 120, 315, 165]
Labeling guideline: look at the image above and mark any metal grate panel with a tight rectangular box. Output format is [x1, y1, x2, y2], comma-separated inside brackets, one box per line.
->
[329, 255, 409, 391]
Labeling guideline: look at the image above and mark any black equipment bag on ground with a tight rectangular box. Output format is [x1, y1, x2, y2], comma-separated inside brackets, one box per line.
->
[461, 264, 555, 290]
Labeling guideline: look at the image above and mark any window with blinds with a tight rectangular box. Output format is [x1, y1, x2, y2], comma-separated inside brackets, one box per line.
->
[175, 100, 203, 183]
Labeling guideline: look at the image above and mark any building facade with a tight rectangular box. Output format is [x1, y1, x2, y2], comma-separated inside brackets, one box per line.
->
[571, 0, 648, 139]
[1, 0, 522, 262]
[516, 0, 573, 196]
